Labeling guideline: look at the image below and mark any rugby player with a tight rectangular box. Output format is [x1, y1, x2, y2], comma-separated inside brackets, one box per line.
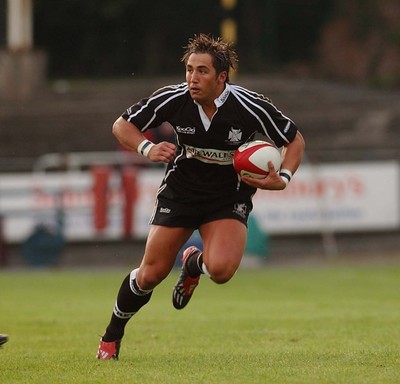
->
[97, 33, 305, 360]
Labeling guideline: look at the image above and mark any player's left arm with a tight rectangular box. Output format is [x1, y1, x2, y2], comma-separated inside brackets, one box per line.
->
[242, 131, 305, 190]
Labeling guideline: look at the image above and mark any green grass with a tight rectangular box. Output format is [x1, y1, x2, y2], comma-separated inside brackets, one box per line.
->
[0, 264, 399, 383]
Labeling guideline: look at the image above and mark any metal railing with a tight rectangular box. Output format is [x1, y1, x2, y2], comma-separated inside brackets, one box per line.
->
[32, 151, 151, 174]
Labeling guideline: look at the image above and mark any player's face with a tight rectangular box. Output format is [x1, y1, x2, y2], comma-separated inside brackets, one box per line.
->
[186, 53, 226, 105]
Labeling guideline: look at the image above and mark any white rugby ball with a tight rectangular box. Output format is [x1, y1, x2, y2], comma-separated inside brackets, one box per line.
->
[233, 140, 281, 179]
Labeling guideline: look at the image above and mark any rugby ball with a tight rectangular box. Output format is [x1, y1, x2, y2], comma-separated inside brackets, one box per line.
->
[233, 140, 281, 179]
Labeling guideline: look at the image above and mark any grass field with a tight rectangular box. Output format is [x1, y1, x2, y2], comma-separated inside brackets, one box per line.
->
[0, 263, 399, 384]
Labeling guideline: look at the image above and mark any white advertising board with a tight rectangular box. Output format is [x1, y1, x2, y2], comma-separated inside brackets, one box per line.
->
[0, 161, 398, 243]
[252, 161, 399, 233]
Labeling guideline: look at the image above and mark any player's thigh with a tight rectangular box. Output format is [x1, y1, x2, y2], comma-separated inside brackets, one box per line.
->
[137, 225, 193, 288]
[199, 219, 247, 283]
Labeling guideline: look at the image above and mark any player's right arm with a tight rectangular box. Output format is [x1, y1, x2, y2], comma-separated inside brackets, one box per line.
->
[112, 116, 176, 164]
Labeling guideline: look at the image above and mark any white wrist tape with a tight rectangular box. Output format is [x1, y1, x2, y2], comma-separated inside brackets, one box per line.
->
[137, 139, 155, 157]
[279, 169, 293, 185]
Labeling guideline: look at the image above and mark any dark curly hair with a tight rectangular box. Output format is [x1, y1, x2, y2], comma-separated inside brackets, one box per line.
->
[181, 33, 238, 83]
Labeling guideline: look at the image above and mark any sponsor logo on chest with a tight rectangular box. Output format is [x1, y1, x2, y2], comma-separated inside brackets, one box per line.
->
[184, 145, 235, 165]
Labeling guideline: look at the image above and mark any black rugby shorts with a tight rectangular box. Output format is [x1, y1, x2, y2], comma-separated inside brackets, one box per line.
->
[149, 195, 253, 228]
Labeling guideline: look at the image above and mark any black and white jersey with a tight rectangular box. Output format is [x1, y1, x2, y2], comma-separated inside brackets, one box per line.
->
[122, 82, 298, 204]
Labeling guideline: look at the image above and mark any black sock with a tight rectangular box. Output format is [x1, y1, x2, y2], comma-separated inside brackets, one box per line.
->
[102, 270, 152, 342]
[185, 252, 204, 278]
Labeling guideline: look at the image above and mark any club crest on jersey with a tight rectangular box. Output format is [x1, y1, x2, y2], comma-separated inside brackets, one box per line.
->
[233, 203, 247, 219]
[228, 127, 242, 143]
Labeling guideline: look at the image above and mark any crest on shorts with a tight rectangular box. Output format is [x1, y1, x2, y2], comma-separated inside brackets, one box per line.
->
[233, 202, 247, 218]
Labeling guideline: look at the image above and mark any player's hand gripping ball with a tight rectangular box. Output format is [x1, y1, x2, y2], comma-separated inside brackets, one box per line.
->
[233, 140, 281, 179]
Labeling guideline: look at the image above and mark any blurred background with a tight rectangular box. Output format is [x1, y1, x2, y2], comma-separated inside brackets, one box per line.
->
[0, 0, 399, 268]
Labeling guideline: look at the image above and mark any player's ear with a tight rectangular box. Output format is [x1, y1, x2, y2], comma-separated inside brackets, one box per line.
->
[217, 71, 227, 84]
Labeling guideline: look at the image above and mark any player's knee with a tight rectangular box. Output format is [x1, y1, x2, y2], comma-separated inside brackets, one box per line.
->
[208, 266, 236, 284]
[212, 274, 232, 284]
[137, 268, 166, 290]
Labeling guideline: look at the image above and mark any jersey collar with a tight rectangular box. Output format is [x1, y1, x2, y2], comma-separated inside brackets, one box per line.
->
[215, 83, 231, 108]
[192, 83, 231, 109]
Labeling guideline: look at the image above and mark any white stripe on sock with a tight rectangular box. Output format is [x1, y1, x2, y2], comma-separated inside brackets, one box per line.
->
[129, 268, 153, 296]
[202, 263, 210, 277]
